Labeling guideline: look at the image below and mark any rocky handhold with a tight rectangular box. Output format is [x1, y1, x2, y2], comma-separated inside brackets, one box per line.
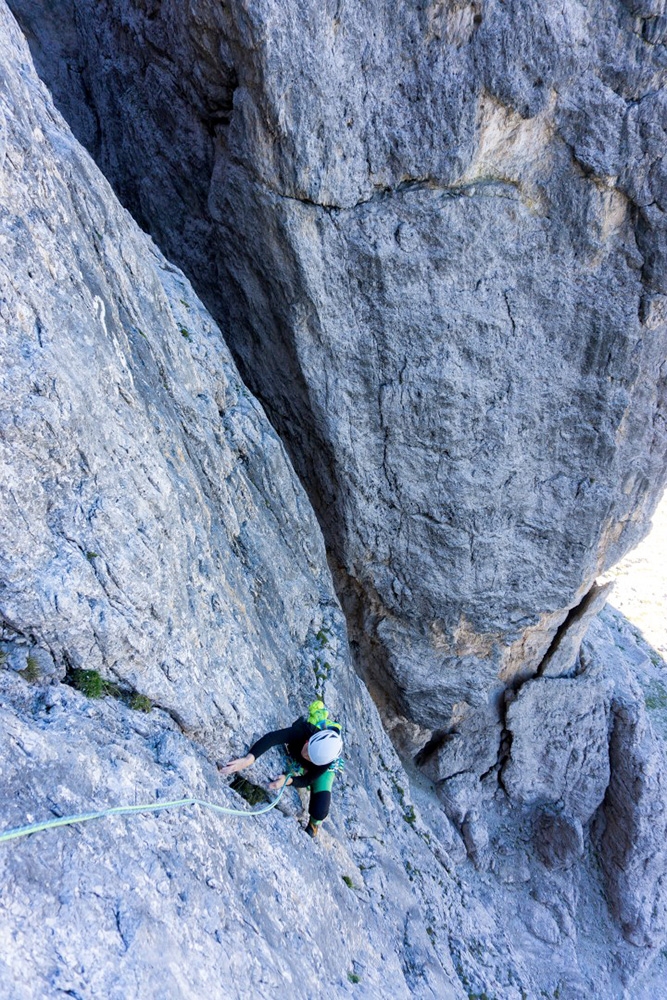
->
[502, 676, 611, 824]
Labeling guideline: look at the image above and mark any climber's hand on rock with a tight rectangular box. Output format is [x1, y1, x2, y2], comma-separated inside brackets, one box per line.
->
[268, 774, 291, 790]
[218, 753, 255, 776]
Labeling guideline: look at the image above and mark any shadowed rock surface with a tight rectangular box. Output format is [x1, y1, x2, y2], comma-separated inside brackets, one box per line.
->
[2, 4, 667, 997]
[0, 8, 471, 996]
[9, 0, 667, 776]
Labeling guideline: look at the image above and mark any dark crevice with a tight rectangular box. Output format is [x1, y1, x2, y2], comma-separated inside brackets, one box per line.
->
[536, 581, 611, 679]
[413, 729, 449, 769]
[495, 723, 514, 796]
[229, 775, 270, 806]
[263, 174, 524, 213]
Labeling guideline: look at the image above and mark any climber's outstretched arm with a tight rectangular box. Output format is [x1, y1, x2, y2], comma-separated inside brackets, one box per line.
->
[217, 753, 255, 776]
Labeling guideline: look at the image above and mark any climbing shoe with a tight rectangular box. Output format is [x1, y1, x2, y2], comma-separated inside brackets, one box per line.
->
[305, 820, 320, 838]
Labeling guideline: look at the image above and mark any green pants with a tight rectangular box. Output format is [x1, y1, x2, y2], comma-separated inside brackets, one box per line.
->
[305, 769, 335, 825]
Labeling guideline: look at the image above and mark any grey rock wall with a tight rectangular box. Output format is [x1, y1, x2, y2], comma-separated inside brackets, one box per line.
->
[584, 613, 667, 950]
[0, 667, 466, 1000]
[2, 5, 667, 996]
[0, 0, 342, 739]
[0, 7, 466, 995]
[501, 608, 667, 957]
[8, 0, 667, 776]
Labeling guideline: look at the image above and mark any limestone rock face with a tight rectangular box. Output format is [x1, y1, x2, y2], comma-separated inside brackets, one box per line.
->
[9, 0, 667, 767]
[0, 0, 343, 739]
[500, 609, 667, 953]
[0, 667, 467, 1000]
[602, 693, 667, 948]
[502, 676, 611, 824]
[2, 6, 667, 997]
[0, 8, 464, 995]
[583, 614, 667, 950]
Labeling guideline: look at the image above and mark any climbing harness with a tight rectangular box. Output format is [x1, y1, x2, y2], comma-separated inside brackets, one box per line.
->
[0, 770, 294, 847]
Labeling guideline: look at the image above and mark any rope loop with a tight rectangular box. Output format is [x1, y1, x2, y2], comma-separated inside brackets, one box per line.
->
[0, 769, 294, 846]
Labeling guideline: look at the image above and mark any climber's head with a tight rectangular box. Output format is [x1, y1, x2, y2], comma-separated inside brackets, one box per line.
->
[304, 729, 343, 766]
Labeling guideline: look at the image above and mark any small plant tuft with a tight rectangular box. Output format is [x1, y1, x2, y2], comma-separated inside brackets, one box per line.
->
[20, 654, 40, 683]
[645, 681, 667, 712]
[342, 875, 355, 889]
[86, 551, 99, 561]
[230, 775, 270, 806]
[70, 668, 106, 698]
[180, 326, 191, 340]
[66, 669, 154, 714]
[130, 693, 152, 713]
[347, 972, 360, 984]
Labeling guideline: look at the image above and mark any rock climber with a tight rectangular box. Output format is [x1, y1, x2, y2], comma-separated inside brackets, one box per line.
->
[218, 700, 343, 837]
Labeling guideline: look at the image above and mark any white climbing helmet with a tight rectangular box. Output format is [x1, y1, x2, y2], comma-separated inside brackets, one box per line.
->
[308, 729, 343, 765]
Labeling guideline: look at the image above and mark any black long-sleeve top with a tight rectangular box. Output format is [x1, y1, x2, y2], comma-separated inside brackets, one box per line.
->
[248, 717, 330, 788]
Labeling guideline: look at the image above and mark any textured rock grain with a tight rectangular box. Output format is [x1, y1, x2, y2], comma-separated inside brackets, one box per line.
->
[584, 612, 667, 950]
[2, 4, 667, 997]
[503, 676, 611, 824]
[0, 671, 461, 1000]
[0, 0, 341, 740]
[9, 0, 667, 769]
[502, 608, 667, 954]
[0, 8, 464, 996]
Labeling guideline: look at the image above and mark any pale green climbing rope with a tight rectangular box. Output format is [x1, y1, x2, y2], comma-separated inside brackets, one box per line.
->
[0, 775, 292, 846]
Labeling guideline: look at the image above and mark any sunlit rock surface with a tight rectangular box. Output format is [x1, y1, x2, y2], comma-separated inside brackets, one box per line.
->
[0, 9, 463, 996]
[1, 4, 667, 997]
[9, 0, 667, 774]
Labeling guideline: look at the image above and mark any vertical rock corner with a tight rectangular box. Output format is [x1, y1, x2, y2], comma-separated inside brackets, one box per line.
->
[1, 0, 667, 997]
